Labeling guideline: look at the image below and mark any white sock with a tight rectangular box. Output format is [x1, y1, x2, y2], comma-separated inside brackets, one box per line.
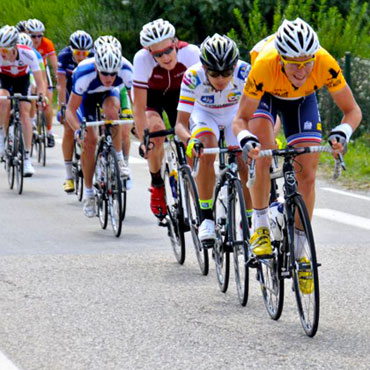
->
[84, 187, 94, 198]
[253, 208, 269, 230]
[65, 160, 73, 179]
[116, 151, 124, 161]
[294, 228, 307, 259]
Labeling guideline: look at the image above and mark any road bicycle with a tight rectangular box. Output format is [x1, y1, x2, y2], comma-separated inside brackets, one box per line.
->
[143, 129, 208, 275]
[193, 128, 250, 305]
[31, 101, 47, 166]
[247, 145, 344, 337]
[81, 118, 133, 237]
[0, 94, 39, 194]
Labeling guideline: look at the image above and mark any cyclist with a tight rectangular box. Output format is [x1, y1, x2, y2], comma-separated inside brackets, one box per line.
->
[65, 44, 133, 217]
[232, 18, 362, 259]
[26, 18, 57, 147]
[94, 35, 133, 182]
[133, 18, 200, 219]
[175, 33, 253, 242]
[57, 30, 93, 193]
[0, 25, 46, 176]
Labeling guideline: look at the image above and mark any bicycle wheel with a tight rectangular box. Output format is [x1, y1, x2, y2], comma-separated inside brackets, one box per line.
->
[257, 244, 284, 320]
[4, 135, 15, 189]
[183, 166, 208, 274]
[230, 179, 250, 306]
[14, 124, 24, 195]
[121, 178, 127, 221]
[290, 194, 319, 337]
[107, 149, 123, 237]
[213, 181, 230, 292]
[94, 151, 108, 229]
[163, 162, 185, 265]
[73, 141, 83, 202]
[39, 112, 47, 167]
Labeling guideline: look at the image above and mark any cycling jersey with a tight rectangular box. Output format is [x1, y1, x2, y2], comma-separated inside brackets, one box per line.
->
[0, 45, 41, 77]
[72, 57, 133, 96]
[244, 37, 346, 100]
[57, 46, 94, 94]
[178, 60, 251, 145]
[37, 37, 56, 65]
[133, 41, 200, 92]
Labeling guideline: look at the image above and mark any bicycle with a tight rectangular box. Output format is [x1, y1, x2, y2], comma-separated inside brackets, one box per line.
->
[0, 93, 39, 194]
[31, 101, 47, 166]
[143, 128, 208, 275]
[192, 128, 250, 305]
[81, 118, 133, 238]
[247, 145, 345, 337]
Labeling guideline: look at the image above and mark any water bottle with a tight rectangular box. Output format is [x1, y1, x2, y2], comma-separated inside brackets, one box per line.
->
[269, 201, 285, 241]
[169, 169, 178, 199]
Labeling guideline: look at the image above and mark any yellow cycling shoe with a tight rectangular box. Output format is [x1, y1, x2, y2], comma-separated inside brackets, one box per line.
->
[63, 179, 75, 193]
[297, 257, 313, 294]
[250, 227, 272, 257]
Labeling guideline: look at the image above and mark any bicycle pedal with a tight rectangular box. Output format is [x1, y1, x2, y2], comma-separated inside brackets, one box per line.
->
[201, 240, 215, 249]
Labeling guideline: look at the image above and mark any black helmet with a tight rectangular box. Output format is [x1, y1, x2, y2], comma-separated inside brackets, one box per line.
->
[200, 33, 239, 71]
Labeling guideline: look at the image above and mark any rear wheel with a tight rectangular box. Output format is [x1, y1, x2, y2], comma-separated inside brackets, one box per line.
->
[107, 149, 123, 237]
[5, 135, 15, 189]
[290, 195, 319, 337]
[213, 181, 230, 292]
[14, 123, 24, 194]
[94, 150, 108, 230]
[39, 112, 47, 167]
[183, 166, 208, 275]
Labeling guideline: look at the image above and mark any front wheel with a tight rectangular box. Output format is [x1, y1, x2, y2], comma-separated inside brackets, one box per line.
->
[14, 124, 24, 195]
[4, 135, 15, 189]
[290, 195, 319, 337]
[73, 141, 83, 202]
[94, 151, 108, 230]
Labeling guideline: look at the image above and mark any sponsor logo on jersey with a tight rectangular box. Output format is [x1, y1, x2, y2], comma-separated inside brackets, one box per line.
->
[153, 74, 164, 79]
[237, 64, 250, 80]
[317, 123, 322, 131]
[304, 121, 312, 130]
[183, 70, 198, 89]
[201, 95, 215, 104]
[227, 91, 241, 103]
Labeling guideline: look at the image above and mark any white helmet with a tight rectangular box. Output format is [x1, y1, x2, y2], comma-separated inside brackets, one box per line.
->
[18, 32, 33, 48]
[95, 45, 122, 73]
[94, 35, 121, 52]
[275, 18, 320, 57]
[140, 18, 175, 47]
[70, 30, 93, 50]
[0, 25, 19, 48]
[26, 18, 45, 34]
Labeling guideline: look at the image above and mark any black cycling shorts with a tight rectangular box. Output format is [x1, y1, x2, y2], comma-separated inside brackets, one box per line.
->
[0, 73, 30, 99]
[146, 88, 180, 128]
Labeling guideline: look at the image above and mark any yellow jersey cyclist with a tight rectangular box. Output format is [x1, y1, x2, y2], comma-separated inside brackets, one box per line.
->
[57, 30, 93, 193]
[175, 34, 253, 242]
[133, 18, 200, 219]
[232, 18, 362, 258]
[94, 35, 133, 183]
[66, 44, 133, 218]
[25, 18, 58, 148]
[0, 25, 46, 176]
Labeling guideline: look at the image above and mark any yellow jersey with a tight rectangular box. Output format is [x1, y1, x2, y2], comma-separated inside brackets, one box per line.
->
[244, 36, 346, 100]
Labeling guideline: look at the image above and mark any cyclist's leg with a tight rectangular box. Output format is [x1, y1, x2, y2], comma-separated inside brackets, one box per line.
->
[44, 67, 55, 146]
[0, 84, 11, 155]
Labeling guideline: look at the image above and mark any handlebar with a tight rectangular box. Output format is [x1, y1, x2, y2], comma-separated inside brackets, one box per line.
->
[0, 94, 40, 101]
[247, 145, 345, 188]
[141, 128, 175, 156]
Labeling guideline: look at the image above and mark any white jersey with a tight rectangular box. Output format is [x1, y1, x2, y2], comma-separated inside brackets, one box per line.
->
[177, 60, 251, 116]
[0, 44, 41, 77]
[72, 56, 133, 96]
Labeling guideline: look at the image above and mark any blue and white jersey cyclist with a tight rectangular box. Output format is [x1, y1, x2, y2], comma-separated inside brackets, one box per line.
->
[57, 30, 94, 194]
[66, 44, 133, 218]
[175, 34, 253, 242]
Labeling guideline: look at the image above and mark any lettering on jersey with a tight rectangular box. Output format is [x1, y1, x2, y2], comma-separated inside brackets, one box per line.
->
[261, 101, 269, 110]
[201, 95, 215, 104]
[183, 70, 198, 89]
[304, 121, 312, 130]
[227, 92, 241, 103]
[174, 71, 185, 79]
[237, 64, 250, 81]
[153, 74, 164, 79]
[326, 79, 342, 89]
[76, 86, 85, 95]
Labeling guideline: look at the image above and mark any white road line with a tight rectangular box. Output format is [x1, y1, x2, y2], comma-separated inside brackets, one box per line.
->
[0, 351, 21, 370]
[314, 208, 370, 230]
[321, 187, 370, 202]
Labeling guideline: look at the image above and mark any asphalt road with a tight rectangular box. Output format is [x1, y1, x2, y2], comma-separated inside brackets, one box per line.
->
[0, 123, 369, 370]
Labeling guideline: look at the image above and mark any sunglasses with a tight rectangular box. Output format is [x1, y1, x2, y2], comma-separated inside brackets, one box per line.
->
[72, 49, 89, 58]
[150, 43, 175, 58]
[30, 34, 43, 39]
[100, 71, 117, 77]
[0, 47, 14, 54]
[280, 55, 315, 70]
[207, 68, 234, 78]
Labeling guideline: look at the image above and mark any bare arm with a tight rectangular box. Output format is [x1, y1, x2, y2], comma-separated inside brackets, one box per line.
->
[33, 70, 46, 96]
[232, 94, 260, 136]
[57, 73, 67, 107]
[47, 54, 58, 81]
[175, 110, 191, 144]
[133, 87, 148, 141]
[66, 93, 83, 132]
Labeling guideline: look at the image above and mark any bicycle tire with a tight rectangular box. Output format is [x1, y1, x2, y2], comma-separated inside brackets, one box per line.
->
[164, 162, 186, 265]
[5, 135, 15, 189]
[230, 179, 250, 306]
[73, 141, 83, 202]
[182, 166, 208, 274]
[40, 112, 47, 167]
[121, 178, 127, 221]
[14, 123, 24, 194]
[94, 150, 108, 230]
[213, 181, 230, 292]
[107, 149, 123, 237]
[290, 194, 319, 337]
